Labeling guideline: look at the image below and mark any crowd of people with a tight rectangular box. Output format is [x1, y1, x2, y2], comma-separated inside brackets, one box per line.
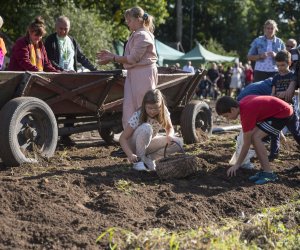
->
[183, 60, 253, 100]
[0, 13, 299, 185]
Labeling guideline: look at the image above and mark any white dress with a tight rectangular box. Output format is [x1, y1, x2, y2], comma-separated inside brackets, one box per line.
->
[230, 67, 242, 89]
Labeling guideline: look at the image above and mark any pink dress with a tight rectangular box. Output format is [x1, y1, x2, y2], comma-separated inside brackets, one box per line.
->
[122, 28, 158, 128]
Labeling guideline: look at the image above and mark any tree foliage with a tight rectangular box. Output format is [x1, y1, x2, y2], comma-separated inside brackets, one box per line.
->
[71, 0, 169, 40]
[1, 0, 300, 63]
[1, 1, 113, 65]
[159, 0, 300, 62]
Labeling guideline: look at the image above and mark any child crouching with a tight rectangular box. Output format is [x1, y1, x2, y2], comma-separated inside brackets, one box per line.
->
[120, 89, 183, 171]
[215, 95, 293, 184]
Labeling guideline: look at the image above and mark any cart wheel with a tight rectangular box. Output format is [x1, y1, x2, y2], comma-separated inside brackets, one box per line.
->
[180, 100, 212, 144]
[98, 128, 121, 145]
[0, 97, 58, 167]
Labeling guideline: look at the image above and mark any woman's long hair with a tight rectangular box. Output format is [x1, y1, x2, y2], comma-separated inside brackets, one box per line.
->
[139, 89, 168, 128]
[124, 6, 155, 33]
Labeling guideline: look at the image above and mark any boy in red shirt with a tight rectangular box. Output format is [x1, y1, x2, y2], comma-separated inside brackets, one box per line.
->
[216, 95, 293, 184]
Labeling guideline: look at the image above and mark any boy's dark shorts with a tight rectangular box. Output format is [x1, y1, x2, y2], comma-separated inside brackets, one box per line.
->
[257, 116, 292, 136]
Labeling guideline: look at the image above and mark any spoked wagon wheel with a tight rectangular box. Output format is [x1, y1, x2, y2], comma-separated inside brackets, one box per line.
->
[0, 97, 58, 167]
[180, 100, 212, 144]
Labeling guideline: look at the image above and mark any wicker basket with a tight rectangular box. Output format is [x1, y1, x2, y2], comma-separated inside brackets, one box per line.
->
[156, 141, 200, 179]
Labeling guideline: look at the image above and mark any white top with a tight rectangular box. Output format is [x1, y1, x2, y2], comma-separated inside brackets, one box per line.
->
[128, 107, 170, 137]
[182, 65, 195, 74]
[57, 35, 75, 70]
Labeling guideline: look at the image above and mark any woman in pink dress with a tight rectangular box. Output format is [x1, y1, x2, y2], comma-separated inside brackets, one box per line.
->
[97, 6, 158, 129]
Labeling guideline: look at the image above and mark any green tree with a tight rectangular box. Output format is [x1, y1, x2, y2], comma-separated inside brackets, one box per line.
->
[1, 0, 169, 66]
[1, 1, 114, 68]
[72, 0, 169, 41]
[159, 0, 300, 62]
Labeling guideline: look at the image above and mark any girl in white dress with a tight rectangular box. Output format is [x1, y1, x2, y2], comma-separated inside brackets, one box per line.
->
[119, 89, 183, 171]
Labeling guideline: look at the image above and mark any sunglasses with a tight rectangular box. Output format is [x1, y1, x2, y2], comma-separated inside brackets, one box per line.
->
[285, 44, 293, 48]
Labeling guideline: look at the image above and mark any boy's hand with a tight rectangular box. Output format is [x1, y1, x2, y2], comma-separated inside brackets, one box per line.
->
[227, 164, 240, 177]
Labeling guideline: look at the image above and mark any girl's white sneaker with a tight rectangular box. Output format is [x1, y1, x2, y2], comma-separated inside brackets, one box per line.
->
[133, 162, 148, 171]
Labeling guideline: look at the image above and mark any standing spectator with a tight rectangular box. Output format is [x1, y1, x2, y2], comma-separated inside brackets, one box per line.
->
[285, 39, 297, 52]
[239, 62, 246, 88]
[207, 62, 220, 99]
[182, 61, 195, 73]
[0, 16, 7, 70]
[223, 66, 232, 96]
[8, 16, 59, 72]
[269, 50, 300, 160]
[98, 6, 158, 129]
[229, 62, 242, 98]
[175, 63, 181, 69]
[244, 63, 254, 86]
[247, 19, 285, 82]
[195, 75, 209, 99]
[286, 38, 298, 71]
[45, 16, 97, 72]
[217, 63, 225, 94]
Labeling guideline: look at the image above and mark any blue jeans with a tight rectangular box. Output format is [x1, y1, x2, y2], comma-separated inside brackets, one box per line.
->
[270, 106, 300, 156]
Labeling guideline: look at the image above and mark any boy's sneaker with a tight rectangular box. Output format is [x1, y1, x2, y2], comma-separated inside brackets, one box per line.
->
[255, 172, 278, 185]
[249, 171, 278, 184]
[133, 162, 148, 171]
[268, 154, 278, 162]
[249, 171, 265, 182]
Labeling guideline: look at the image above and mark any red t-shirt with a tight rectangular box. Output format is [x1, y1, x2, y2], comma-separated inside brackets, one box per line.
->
[240, 95, 293, 132]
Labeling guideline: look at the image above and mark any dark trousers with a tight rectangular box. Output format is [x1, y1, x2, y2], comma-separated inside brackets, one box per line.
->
[253, 70, 277, 82]
[270, 107, 300, 156]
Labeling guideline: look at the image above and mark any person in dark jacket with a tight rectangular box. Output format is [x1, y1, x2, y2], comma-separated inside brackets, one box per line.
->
[45, 16, 98, 145]
[45, 16, 97, 72]
[8, 16, 59, 72]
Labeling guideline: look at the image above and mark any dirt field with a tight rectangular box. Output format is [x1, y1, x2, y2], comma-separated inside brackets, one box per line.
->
[0, 120, 299, 248]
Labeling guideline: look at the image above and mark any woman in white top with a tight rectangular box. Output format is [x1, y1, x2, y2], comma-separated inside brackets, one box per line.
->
[230, 62, 242, 97]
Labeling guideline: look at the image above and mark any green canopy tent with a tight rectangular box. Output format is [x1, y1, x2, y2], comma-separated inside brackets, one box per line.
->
[113, 40, 184, 66]
[180, 42, 236, 66]
[155, 40, 184, 66]
[113, 40, 125, 56]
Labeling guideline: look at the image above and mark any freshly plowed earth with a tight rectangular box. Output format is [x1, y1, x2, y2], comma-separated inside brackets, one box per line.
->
[0, 130, 299, 249]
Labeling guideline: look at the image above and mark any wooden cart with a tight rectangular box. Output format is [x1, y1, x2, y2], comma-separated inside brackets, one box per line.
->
[0, 68, 212, 166]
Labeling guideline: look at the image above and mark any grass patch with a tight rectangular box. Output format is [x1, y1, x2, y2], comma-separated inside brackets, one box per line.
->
[96, 200, 300, 249]
[114, 179, 135, 195]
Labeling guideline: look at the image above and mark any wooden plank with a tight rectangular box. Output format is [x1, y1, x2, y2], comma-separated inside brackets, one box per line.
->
[35, 79, 98, 111]
[47, 77, 112, 104]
